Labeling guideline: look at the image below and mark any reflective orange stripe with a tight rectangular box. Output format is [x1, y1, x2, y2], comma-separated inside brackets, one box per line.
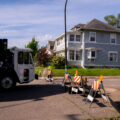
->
[74, 76, 80, 83]
[92, 81, 99, 90]
[92, 81, 94, 89]
[95, 81, 97, 90]
[83, 76, 86, 81]
[74, 76, 78, 80]
[48, 71, 51, 75]
[77, 76, 81, 83]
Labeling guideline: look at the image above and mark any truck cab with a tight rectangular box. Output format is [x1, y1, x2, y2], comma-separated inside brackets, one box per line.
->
[13, 48, 35, 83]
[0, 39, 37, 90]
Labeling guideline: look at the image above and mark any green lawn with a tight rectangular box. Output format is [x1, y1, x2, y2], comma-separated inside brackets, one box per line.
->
[35, 66, 120, 76]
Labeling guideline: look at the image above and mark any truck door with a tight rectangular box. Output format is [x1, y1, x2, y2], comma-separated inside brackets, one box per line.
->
[28, 53, 35, 81]
[17, 51, 24, 82]
[17, 51, 35, 83]
[23, 52, 35, 82]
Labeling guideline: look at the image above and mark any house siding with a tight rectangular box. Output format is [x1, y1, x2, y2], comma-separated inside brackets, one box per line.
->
[84, 31, 120, 67]
[53, 19, 120, 68]
[84, 31, 111, 43]
[117, 34, 120, 44]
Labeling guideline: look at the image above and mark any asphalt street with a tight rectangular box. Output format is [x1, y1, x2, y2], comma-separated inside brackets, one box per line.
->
[0, 77, 120, 120]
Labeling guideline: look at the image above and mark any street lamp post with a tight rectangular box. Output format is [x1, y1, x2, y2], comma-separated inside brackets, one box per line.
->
[64, 0, 68, 71]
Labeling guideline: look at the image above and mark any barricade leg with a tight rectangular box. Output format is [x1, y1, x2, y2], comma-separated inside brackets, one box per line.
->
[89, 90, 97, 108]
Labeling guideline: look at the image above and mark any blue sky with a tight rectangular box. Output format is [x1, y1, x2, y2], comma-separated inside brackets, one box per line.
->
[0, 0, 120, 48]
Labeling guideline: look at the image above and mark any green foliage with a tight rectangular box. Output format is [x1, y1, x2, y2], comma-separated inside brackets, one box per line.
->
[52, 56, 65, 69]
[11, 46, 17, 49]
[41, 46, 47, 49]
[35, 67, 120, 76]
[104, 13, 120, 28]
[36, 48, 52, 67]
[26, 37, 39, 58]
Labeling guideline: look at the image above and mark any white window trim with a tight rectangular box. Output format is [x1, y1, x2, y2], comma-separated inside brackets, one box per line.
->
[68, 50, 81, 61]
[76, 35, 81, 42]
[76, 50, 81, 61]
[108, 51, 118, 62]
[87, 50, 96, 59]
[69, 34, 74, 42]
[69, 50, 75, 61]
[89, 32, 96, 43]
[110, 33, 116, 44]
[69, 34, 82, 43]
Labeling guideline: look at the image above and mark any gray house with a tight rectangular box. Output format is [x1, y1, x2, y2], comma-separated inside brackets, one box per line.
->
[54, 19, 120, 68]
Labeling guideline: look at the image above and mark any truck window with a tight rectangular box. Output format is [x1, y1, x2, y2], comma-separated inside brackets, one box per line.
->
[29, 53, 33, 64]
[18, 52, 23, 64]
[24, 52, 29, 64]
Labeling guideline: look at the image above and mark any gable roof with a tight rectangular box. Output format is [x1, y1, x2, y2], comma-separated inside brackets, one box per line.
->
[72, 19, 120, 33]
[71, 24, 85, 30]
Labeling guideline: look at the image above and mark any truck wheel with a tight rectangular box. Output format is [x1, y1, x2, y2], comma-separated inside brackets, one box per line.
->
[0, 77, 16, 89]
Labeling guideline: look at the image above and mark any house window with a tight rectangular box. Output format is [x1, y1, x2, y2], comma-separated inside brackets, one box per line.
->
[110, 33, 116, 44]
[76, 51, 81, 60]
[50, 46, 54, 50]
[109, 52, 118, 62]
[69, 50, 74, 60]
[57, 40, 60, 46]
[70, 35, 74, 41]
[87, 50, 96, 59]
[91, 51, 96, 58]
[76, 35, 80, 42]
[89, 32, 96, 42]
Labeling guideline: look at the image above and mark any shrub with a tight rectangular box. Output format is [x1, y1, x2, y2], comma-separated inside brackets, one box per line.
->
[52, 56, 65, 68]
[36, 48, 53, 67]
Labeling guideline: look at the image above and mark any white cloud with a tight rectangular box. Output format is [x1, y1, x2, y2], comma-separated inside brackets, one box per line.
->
[70, 0, 120, 6]
[1, 0, 120, 49]
[8, 34, 53, 48]
[0, 30, 20, 37]
[0, 4, 63, 25]
[8, 37, 31, 48]
[37, 34, 53, 47]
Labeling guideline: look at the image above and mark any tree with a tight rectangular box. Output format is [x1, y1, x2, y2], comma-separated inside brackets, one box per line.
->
[41, 46, 47, 49]
[36, 48, 53, 67]
[10, 46, 17, 49]
[52, 56, 65, 69]
[104, 13, 120, 28]
[26, 37, 39, 58]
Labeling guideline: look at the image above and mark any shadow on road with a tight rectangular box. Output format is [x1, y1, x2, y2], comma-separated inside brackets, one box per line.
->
[0, 84, 65, 102]
[66, 114, 81, 120]
[109, 98, 120, 113]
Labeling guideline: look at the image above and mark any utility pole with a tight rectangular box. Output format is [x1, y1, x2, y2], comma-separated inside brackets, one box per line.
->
[64, 0, 68, 71]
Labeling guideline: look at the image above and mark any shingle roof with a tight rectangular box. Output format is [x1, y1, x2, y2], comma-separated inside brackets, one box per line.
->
[72, 19, 120, 33]
[71, 24, 85, 30]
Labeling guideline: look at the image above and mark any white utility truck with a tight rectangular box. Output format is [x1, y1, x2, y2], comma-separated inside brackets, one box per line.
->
[0, 39, 38, 89]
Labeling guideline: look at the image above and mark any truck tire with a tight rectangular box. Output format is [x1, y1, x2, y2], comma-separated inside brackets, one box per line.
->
[0, 77, 16, 90]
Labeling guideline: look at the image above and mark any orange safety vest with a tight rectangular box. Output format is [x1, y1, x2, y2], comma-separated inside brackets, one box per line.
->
[82, 76, 87, 85]
[48, 70, 52, 75]
[92, 81, 100, 91]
